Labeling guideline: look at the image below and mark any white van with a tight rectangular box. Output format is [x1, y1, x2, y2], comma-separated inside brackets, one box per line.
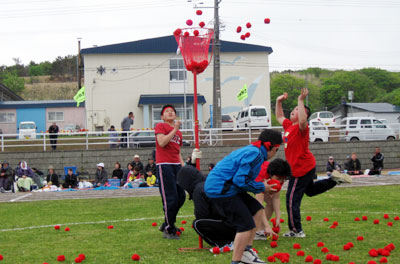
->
[236, 106, 270, 129]
[309, 121, 329, 142]
[339, 117, 396, 141]
[309, 111, 336, 127]
[18, 121, 37, 139]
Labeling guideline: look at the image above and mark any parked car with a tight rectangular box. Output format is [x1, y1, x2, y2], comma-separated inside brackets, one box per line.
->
[309, 120, 329, 142]
[129, 131, 190, 148]
[204, 114, 234, 130]
[339, 117, 396, 141]
[236, 105, 270, 129]
[18, 121, 37, 139]
[309, 111, 336, 127]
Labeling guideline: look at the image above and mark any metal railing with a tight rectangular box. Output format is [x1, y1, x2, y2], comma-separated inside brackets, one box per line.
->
[0, 122, 399, 152]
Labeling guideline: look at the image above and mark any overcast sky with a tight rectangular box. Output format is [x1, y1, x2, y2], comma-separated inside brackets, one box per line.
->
[1, 0, 399, 71]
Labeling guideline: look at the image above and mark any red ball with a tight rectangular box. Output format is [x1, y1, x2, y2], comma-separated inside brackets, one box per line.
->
[280, 219, 285, 223]
[180, 227, 185, 232]
[272, 226, 280, 233]
[223, 246, 230, 252]
[267, 256, 276, 262]
[368, 261, 377, 264]
[184, 32, 190, 37]
[245, 31, 251, 38]
[212, 247, 220, 254]
[388, 243, 395, 250]
[362, 216, 368, 221]
[381, 250, 390, 256]
[333, 221, 339, 226]
[394, 216, 400, 221]
[196, 10, 203, 15]
[349, 262, 356, 264]
[323, 217, 329, 222]
[354, 217, 360, 221]
[173, 28, 182, 36]
[131, 254, 140, 261]
[270, 241, 278, 248]
[357, 236, 364, 241]
[267, 179, 282, 192]
[329, 225, 336, 229]
[107, 225, 114, 229]
[74, 257, 83, 263]
[78, 254, 85, 260]
[264, 18, 271, 24]
[348, 242, 354, 248]
[240, 35, 246, 40]
[380, 257, 388, 263]
[343, 244, 351, 251]
[270, 218, 277, 226]
[374, 219, 380, 224]
[317, 242, 324, 247]
[306, 216, 312, 221]
[246, 22, 252, 28]
[236, 26, 242, 33]
[151, 222, 157, 227]
[272, 235, 279, 241]
[0, 255, 3, 261]
[176, 231, 181, 236]
[54, 225, 60, 230]
[387, 222, 393, 226]
[383, 214, 389, 219]
[186, 19, 193, 26]
[331, 255, 339, 261]
[326, 254, 333, 260]
[293, 243, 301, 249]
[193, 30, 199, 36]
[199, 22, 205, 28]
[305, 255, 313, 262]
[369, 249, 378, 257]
[313, 259, 322, 264]
[296, 250, 305, 256]
[378, 248, 384, 255]
[57, 255, 65, 262]
[321, 247, 329, 253]
[65, 227, 70, 232]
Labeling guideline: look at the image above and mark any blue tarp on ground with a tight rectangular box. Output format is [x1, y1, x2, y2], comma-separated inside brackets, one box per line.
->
[91, 186, 120, 191]
[388, 171, 400, 175]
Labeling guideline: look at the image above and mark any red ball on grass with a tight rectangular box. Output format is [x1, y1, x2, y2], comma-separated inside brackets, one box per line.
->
[377, 248, 384, 255]
[223, 246, 230, 252]
[305, 255, 313, 262]
[212, 247, 220, 254]
[264, 18, 271, 24]
[272, 235, 279, 241]
[383, 214, 389, 219]
[379, 257, 388, 263]
[280, 219, 285, 223]
[387, 222, 393, 227]
[369, 249, 378, 257]
[313, 259, 322, 264]
[65, 227, 70, 232]
[331, 255, 339, 261]
[374, 219, 380, 224]
[306, 216, 312, 221]
[236, 26, 242, 33]
[54, 225, 60, 230]
[293, 243, 301, 249]
[333, 221, 339, 226]
[270, 218, 277, 226]
[199, 22, 205, 28]
[381, 250, 390, 256]
[267, 256, 276, 262]
[0, 255, 3, 261]
[362, 216, 368, 221]
[57, 255, 66, 262]
[321, 247, 329, 253]
[394, 216, 400, 221]
[74, 257, 83, 263]
[246, 22, 252, 28]
[368, 261, 377, 264]
[176, 231, 181, 236]
[329, 225, 336, 229]
[326, 254, 333, 260]
[349, 262, 356, 264]
[343, 244, 351, 251]
[354, 217, 360, 221]
[107, 225, 114, 229]
[151, 222, 157, 227]
[272, 226, 280, 233]
[186, 19, 193, 26]
[131, 254, 140, 261]
[317, 242, 324, 247]
[78, 254, 85, 260]
[180, 227, 185, 232]
[270, 241, 278, 248]
[196, 10, 203, 15]
[296, 250, 305, 256]
[323, 217, 329, 222]
[347, 242, 354, 248]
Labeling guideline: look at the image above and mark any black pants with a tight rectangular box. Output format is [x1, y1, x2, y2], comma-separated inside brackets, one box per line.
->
[0, 177, 8, 189]
[286, 167, 336, 232]
[193, 219, 236, 248]
[157, 164, 185, 234]
[49, 136, 57, 150]
[369, 165, 382, 175]
[120, 132, 128, 148]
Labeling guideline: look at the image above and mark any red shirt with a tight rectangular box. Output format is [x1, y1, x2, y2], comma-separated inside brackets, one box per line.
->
[155, 122, 182, 164]
[255, 161, 270, 182]
[282, 119, 316, 177]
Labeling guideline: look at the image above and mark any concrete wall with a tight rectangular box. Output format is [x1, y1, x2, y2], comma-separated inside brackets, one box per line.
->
[0, 141, 399, 177]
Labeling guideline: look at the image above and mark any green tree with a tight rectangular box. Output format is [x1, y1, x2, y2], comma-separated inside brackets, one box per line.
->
[376, 88, 400, 106]
[270, 74, 305, 115]
[359, 68, 400, 93]
[320, 71, 382, 108]
[2, 70, 25, 95]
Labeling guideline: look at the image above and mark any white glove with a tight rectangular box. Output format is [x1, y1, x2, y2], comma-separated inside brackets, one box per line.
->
[191, 148, 202, 163]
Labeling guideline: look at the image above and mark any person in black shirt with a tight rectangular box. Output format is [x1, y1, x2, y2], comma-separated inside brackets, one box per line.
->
[369, 147, 384, 175]
[346, 152, 363, 175]
[63, 168, 78, 189]
[144, 157, 156, 179]
[48, 122, 59, 150]
[112, 162, 124, 180]
[47, 165, 60, 187]
[326, 156, 341, 176]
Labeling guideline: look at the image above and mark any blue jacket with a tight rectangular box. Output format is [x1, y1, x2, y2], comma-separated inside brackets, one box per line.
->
[204, 145, 267, 198]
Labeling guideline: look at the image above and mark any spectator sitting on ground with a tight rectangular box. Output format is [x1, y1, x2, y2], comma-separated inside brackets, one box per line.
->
[144, 157, 156, 178]
[326, 156, 341, 176]
[131, 155, 144, 174]
[16, 161, 34, 178]
[346, 152, 363, 175]
[122, 163, 134, 186]
[369, 147, 384, 175]
[108, 125, 119, 149]
[93, 163, 108, 187]
[112, 162, 123, 181]
[208, 163, 215, 171]
[32, 167, 45, 188]
[17, 174, 34, 192]
[47, 165, 60, 187]
[63, 168, 78, 189]
[0, 161, 14, 192]
[146, 169, 157, 187]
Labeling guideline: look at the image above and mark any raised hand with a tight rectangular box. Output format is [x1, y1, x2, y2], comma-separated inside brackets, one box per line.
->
[298, 88, 309, 101]
[174, 120, 182, 130]
[277, 92, 288, 102]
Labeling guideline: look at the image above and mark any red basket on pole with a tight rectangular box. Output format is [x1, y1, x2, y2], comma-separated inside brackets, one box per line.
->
[174, 27, 214, 170]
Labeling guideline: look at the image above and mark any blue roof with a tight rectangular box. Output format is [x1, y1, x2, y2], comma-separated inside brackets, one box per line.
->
[81, 35, 273, 55]
[346, 103, 400, 113]
[0, 100, 85, 109]
[138, 94, 206, 106]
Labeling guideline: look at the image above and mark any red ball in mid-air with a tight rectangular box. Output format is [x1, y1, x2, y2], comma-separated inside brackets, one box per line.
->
[196, 10, 203, 15]
[236, 26, 242, 33]
[199, 22, 205, 28]
[264, 18, 271, 24]
[246, 22, 252, 28]
[186, 19, 193, 26]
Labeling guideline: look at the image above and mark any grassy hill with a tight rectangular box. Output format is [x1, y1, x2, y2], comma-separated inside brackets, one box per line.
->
[21, 76, 77, 100]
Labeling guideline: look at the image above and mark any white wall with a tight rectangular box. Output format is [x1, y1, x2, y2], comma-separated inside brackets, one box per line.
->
[83, 51, 271, 130]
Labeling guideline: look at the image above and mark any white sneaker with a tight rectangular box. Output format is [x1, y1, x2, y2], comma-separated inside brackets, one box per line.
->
[254, 231, 267, 240]
[241, 249, 266, 264]
[331, 170, 352, 184]
[283, 230, 306, 238]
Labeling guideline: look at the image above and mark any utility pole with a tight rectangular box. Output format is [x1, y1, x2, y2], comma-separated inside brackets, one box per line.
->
[77, 38, 82, 89]
[212, 0, 221, 129]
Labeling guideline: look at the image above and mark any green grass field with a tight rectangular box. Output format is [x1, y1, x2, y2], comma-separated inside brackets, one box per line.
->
[1, 185, 399, 263]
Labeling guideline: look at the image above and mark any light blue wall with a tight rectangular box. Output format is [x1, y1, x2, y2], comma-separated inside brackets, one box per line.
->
[143, 105, 150, 128]
[16, 108, 46, 133]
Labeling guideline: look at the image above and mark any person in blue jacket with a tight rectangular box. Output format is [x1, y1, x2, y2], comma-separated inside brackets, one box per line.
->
[204, 129, 283, 264]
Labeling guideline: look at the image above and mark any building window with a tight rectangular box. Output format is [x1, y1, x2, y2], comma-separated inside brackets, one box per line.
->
[151, 105, 193, 129]
[169, 58, 187, 81]
[0, 112, 15, 123]
[48, 111, 64, 122]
